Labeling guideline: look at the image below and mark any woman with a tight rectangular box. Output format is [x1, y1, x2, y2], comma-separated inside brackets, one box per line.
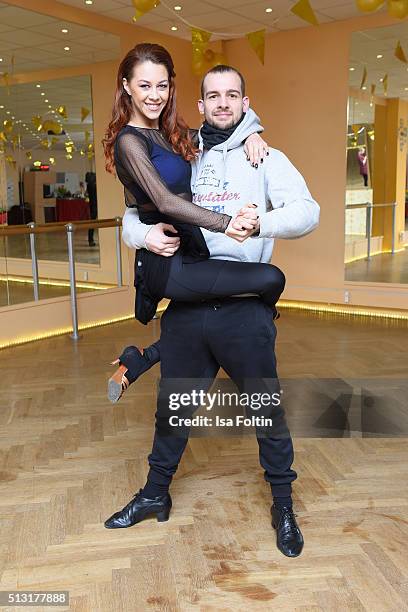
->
[103, 43, 285, 402]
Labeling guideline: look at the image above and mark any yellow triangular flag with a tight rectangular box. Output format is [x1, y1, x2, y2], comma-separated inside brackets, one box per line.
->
[246, 29, 266, 65]
[291, 0, 319, 25]
[352, 124, 361, 136]
[191, 28, 212, 47]
[360, 66, 367, 89]
[395, 40, 407, 63]
[56, 105, 67, 119]
[382, 73, 388, 95]
[132, 0, 160, 21]
[81, 107, 90, 122]
[26, 151, 32, 160]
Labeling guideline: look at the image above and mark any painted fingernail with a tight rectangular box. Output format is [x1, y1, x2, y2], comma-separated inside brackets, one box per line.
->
[260, 158, 264, 163]
[246, 156, 249, 161]
[266, 151, 269, 155]
[255, 163, 258, 169]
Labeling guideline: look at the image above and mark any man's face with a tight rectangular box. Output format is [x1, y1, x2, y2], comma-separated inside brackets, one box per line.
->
[198, 71, 249, 129]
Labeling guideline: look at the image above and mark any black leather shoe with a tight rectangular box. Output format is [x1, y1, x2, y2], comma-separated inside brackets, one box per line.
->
[271, 505, 304, 557]
[104, 488, 172, 529]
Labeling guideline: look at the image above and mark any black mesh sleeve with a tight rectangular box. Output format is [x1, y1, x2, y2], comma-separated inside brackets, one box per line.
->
[116, 132, 231, 233]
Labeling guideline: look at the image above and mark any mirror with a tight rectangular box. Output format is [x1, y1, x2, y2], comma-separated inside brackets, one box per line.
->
[345, 23, 408, 283]
[0, 5, 122, 305]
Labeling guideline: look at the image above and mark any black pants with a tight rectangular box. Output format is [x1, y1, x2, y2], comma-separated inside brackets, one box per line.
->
[146, 297, 297, 498]
[164, 252, 285, 309]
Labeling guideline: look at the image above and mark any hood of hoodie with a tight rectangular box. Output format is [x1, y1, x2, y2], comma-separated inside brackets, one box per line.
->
[198, 107, 263, 153]
[195, 107, 263, 197]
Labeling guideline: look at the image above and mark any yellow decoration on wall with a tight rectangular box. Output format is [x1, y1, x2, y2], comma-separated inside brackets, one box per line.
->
[85, 130, 90, 143]
[352, 124, 361, 135]
[360, 66, 367, 89]
[56, 105, 67, 119]
[3, 119, 13, 133]
[395, 40, 408, 63]
[246, 30, 266, 65]
[66, 153, 73, 160]
[132, 0, 160, 21]
[87, 151, 94, 160]
[80, 149, 85, 156]
[0, 131, 7, 143]
[291, 0, 319, 25]
[81, 107, 90, 122]
[32, 115, 43, 131]
[191, 28, 212, 47]
[356, 0, 384, 11]
[49, 157, 55, 165]
[387, 0, 408, 18]
[25, 151, 32, 160]
[42, 119, 63, 134]
[40, 139, 50, 149]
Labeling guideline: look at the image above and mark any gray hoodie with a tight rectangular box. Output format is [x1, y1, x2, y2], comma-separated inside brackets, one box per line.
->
[122, 108, 320, 263]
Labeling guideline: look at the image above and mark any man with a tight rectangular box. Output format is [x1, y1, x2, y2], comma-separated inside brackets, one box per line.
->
[105, 65, 320, 558]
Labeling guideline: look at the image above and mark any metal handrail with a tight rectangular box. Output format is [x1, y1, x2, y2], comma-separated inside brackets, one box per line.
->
[345, 202, 397, 258]
[0, 217, 121, 236]
[0, 217, 123, 339]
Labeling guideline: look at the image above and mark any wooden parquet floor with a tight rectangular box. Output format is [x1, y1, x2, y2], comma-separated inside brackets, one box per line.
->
[0, 310, 408, 612]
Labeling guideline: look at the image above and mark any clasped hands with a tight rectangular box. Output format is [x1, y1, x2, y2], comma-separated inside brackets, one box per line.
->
[144, 203, 259, 256]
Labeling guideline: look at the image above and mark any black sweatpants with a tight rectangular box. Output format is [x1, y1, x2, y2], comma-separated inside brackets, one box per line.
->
[146, 296, 297, 498]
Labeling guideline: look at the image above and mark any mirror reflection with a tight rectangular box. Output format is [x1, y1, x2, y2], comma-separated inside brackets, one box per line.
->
[345, 23, 408, 283]
[0, 75, 99, 264]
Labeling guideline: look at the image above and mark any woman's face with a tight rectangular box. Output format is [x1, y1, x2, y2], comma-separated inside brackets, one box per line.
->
[123, 60, 170, 128]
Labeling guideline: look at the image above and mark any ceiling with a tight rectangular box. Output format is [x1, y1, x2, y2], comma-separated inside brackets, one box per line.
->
[0, 2, 120, 73]
[58, 0, 385, 39]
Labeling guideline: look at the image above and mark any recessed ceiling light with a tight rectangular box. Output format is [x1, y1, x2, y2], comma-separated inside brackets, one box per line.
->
[171, 26, 178, 31]
[362, 86, 367, 90]
[405, 87, 408, 91]
[0, 105, 3, 109]
[64, 46, 70, 51]
[85, 0, 93, 4]
[61, 28, 68, 33]
[48, 105, 52, 108]
[265, 7, 273, 12]
[0, 58, 3, 62]
[41, 92, 45, 96]
[349, 67, 355, 71]
[36, 84, 41, 88]
[376, 54, 383, 59]
[6, 111, 10, 114]
[174, 5, 182, 10]
[11, 116, 14, 119]
[45, 99, 49, 102]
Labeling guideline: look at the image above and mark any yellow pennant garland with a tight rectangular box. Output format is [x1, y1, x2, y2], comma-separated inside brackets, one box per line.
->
[3, 119, 13, 133]
[0, 131, 7, 143]
[360, 66, 367, 89]
[395, 40, 407, 63]
[5, 155, 15, 168]
[356, 0, 384, 11]
[40, 139, 50, 149]
[352, 124, 361, 136]
[32, 115, 43, 131]
[191, 28, 216, 76]
[291, 0, 319, 25]
[246, 30, 266, 65]
[382, 73, 388, 95]
[56, 105, 67, 120]
[25, 151, 32, 160]
[132, 0, 160, 21]
[49, 157, 55, 165]
[387, 0, 408, 19]
[81, 107, 90, 122]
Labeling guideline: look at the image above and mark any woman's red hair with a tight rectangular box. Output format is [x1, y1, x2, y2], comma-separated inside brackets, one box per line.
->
[102, 43, 198, 174]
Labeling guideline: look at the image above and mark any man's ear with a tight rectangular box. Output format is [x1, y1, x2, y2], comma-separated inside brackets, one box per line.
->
[242, 96, 250, 113]
[197, 99, 205, 115]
